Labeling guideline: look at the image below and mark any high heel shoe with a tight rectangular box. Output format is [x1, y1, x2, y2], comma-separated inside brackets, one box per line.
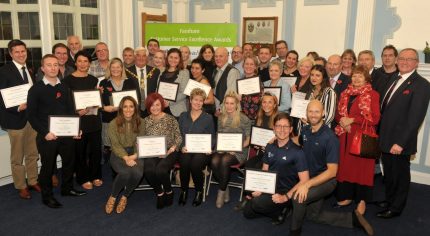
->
[178, 190, 188, 206]
[192, 191, 203, 207]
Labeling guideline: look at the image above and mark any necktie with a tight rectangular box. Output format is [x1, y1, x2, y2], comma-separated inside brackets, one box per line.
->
[140, 68, 145, 89]
[381, 75, 401, 113]
[330, 78, 336, 88]
[21, 66, 29, 83]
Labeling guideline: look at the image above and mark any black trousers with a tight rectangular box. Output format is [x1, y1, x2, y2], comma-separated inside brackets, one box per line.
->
[36, 135, 75, 200]
[179, 153, 208, 192]
[75, 130, 102, 184]
[381, 153, 411, 213]
[243, 193, 290, 219]
[110, 153, 144, 197]
[144, 152, 178, 194]
[211, 153, 239, 191]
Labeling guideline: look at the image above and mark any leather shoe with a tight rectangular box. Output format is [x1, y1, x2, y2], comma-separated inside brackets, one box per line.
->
[61, 189, 87, 197]
[29, 183, 42, 192]
[42, 197, 63, 208]
[192, 191, 203, 207]
[234, 198, 249, 211]
[272, 206, 291, 225]
[18, 188, 31, 199]
[376, 209, 401, 219]
[375, 201, 389, 208]
[178, 190, 188, 206]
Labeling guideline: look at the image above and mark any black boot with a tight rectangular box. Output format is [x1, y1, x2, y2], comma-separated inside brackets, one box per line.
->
[165, 191, 174, 207]
[178, 189, 188, 206]
[156, 194, 164, 209]
[272, 206, 291, 225]
[192, 191, 203, 207]
[234, 198, 249, 211]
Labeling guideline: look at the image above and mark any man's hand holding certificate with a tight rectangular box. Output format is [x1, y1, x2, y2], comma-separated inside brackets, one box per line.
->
[245, 169, 277, 194]
[0, 83, 31, 108]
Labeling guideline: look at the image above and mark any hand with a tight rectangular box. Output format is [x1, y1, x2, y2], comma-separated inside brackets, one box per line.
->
[300, 117, 308, 125]
[129, 154, 138, 160]
[272, 193, 288, 204]
[166, 146, 176, 156]
[228, 152, 235, 156]
[45, 132, 57, 141]
[214, 109, 221, 117]
[73, 130, 82, 139]
[268, 136, 276, 144]
[291, 85, 297, 93]
[344, 125, 351, 133]
[294, 182, 310, 203]
[104, 105, 117, 113]
[125, 159, 137, 167]
[251, 191, 262, 198]
[77, 108, 89, 116]
[390, 144, 403, 155]
[339, 117, 354, 128]
[18, 103, 27, 112]
[181, 147, 188, 153]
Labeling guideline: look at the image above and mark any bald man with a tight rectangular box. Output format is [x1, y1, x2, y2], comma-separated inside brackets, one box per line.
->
[66, 35, 82, 69]
[213, 47, 240, 110]
[290, 100, 373, 236]
[326, 54, 351, 99]
[231, 46, 244, 77]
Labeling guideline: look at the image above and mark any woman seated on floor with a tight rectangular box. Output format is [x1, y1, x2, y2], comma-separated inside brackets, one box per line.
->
[243, 113, 309, 223]
[105, 96, 145, 214]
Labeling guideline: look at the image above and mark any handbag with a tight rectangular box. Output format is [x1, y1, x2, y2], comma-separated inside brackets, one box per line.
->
[350, 120, 381, 159]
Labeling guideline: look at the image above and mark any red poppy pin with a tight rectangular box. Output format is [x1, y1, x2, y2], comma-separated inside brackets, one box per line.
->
[337, 80, 343, 85]
[403, 89, 410, 95]
[56, 92, 61, 99]
[107, 87, 113, 92]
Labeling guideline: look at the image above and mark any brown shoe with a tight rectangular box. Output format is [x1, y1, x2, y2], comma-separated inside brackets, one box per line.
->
[105, 196, 116, 214]
[29, 183, 42, 192]
[19, 188, 31, 199]
[116, 196, 128, 214]
[52, 175, 59, 187]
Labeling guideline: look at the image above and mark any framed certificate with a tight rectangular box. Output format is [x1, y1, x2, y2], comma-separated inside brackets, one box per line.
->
[183, 79, 211, 97]
[290, 92, 309, 119]
[48, 115, 80, 137]
[216, 133, 243, 152]
[157, 81, 179, 102]
[281, 76, 297, 88]
[250, 126, 274, 147]
[111, 90, 138, 107]
[185, 134, 212, 153]
[0, 83, 31, 108]
[72, 90, 102, 110]
[244, 169, 277, 194]
[263, 87, 282, 105]
[237, 76, 261, 95]
[137, 136, 167, 158]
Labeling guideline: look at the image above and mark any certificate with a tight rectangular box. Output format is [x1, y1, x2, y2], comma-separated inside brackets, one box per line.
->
[216, 133, 243, 152]
[244, 169, 277, 194]
[49, 116, 80, 137]
[263, 87, 282, 105]
[250, 126, 274, 147]
[185, 134, 212, 153]
[183, 79, 211, 97]
[73, 90, 102, 110]
[111, 90, 138, 107]
[0, 83, 31, 108]
[237, 76, 261, 95]
[157, 81, 179, 102]
[281, 76, 297, 88]
[290, 92, 309, 119]
[137, 136, 166, 158]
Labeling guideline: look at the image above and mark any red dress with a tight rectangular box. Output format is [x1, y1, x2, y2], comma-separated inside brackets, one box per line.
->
[336, 90, 380, 186]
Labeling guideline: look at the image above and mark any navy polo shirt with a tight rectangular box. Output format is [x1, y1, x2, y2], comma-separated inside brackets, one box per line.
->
[262, 140, 308, 192]
[300, 124, 339, 178]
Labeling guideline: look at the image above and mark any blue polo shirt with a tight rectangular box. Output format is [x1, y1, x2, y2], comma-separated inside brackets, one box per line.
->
[262, 140, 308, 192]
[300, 124, 339, 178]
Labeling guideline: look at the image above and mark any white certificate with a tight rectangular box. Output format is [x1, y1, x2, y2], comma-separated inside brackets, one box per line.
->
[237, 76, 261, 95]
[281, 76, 297, 88]
[263, 87, 282, 105]
[0, 83, 31, 108]
[157, 81, 179, 102]
[290, 92, 310, 119]
[245, 169, 277, 194]
[216, 133, 243, 152]
[111, 90, 138, 107]
[137, 136, 166, 158]
[49, 116, 80, 137]
[73, 90, 102, 110]
[183, 79, 211, 97]
[185, 134, 212, 153]
[250, 126, 274, 147]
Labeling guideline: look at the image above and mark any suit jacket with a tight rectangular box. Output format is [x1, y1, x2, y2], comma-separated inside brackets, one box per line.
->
[125, 65, 160, 95]
[379, 70, 430, 155]
[66, 53, 77, 70]
[333, 73, 351, 99]
[371, 68, 389, 95]
[0, 63, 35, 130]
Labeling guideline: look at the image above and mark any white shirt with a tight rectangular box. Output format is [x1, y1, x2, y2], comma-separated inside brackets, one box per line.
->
[386, 71, 414, 103]
[12, 60, 33, 86]
[329, 72, 341, 88]
[42, 77, 61, 86]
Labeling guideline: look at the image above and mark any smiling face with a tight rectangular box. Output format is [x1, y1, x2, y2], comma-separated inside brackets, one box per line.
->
[54, 46, 68, 66]
[134, 51, 147, 68]
[299, 60, 313, 78]
[75, 55, 90, 73]
[167, 52, 180, 69]
[95, 43, 109, 62]
[122, 50, 135, 66]
[10, 45, 27, 65]
[285, 53, 298, 69]
[202, 48, 213, 62]
[326, 55, 342, 78]
[231, 46, 243, 63]
[153, 51, 165, 68]
[150, 99, 162, 116]
[307, 101, 324, 126]
[215, 47, 228, 68]
[243, 57, 257, 76]
[191, 62, 204, 80]
[341, 53, 354, 69]
[269, 63, 282, 80]
[261, 95, 276, 115]
[67, 36, 82, 55]
[310, 69, 324, 86]
[122, 99, 135, 120]
[274, 118, 292, 141]
[147, 41, 159, 55]
[397, 49, 418, 75]
[180, 46, 190, 62]
[190, 95, 204, 111]
[110, 61, 123, 78]
[351, 72, 367, 88]
[258, 48, 272, 64]
[224, 96, 237, 114]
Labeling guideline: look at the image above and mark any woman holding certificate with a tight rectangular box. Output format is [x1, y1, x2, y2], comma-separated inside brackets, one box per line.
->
[99, 58, 140, 163]
[243, 113, 309, 222]
[63, 51, 103, 190]
[263, 60, 292, 113]
[158, 48, 190, 118]
[178, 88, 215, 206]
[105, 96, 144, 214]
[212, 91, 251, 208]
[142, 92, 182, 209]
[240, 56, 263, 122]
[189, 59, 215, 114]
[334, 65, 380, 215]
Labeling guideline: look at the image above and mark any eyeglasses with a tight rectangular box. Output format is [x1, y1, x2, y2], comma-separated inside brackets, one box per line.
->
[397, 57, 417, 62]
[96, 49, 108, 53]
[275, 125, 291, 130]
[232, 51, 242, 54]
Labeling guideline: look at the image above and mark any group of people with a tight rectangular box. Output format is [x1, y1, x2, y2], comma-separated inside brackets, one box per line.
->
[1, 35, 429, 236]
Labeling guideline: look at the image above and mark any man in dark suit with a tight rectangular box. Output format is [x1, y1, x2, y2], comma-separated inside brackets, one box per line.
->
[326, 54, 351, 99]
[125, 46, 160, 116]
[0, 39, 40, 199]
[358, 50, 389, 95]
[377, 48, 430, 219]
[66, 35, 82, 69]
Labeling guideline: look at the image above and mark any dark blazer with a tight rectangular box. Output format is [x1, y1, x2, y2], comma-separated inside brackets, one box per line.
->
[0, 63, 35, 129]
[66, 53, 77, 69]
[125, 65, 160, 95]
[333, 72, 351, 99]
[371, 68, 389, 95]
[379, 71, 430, 155]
